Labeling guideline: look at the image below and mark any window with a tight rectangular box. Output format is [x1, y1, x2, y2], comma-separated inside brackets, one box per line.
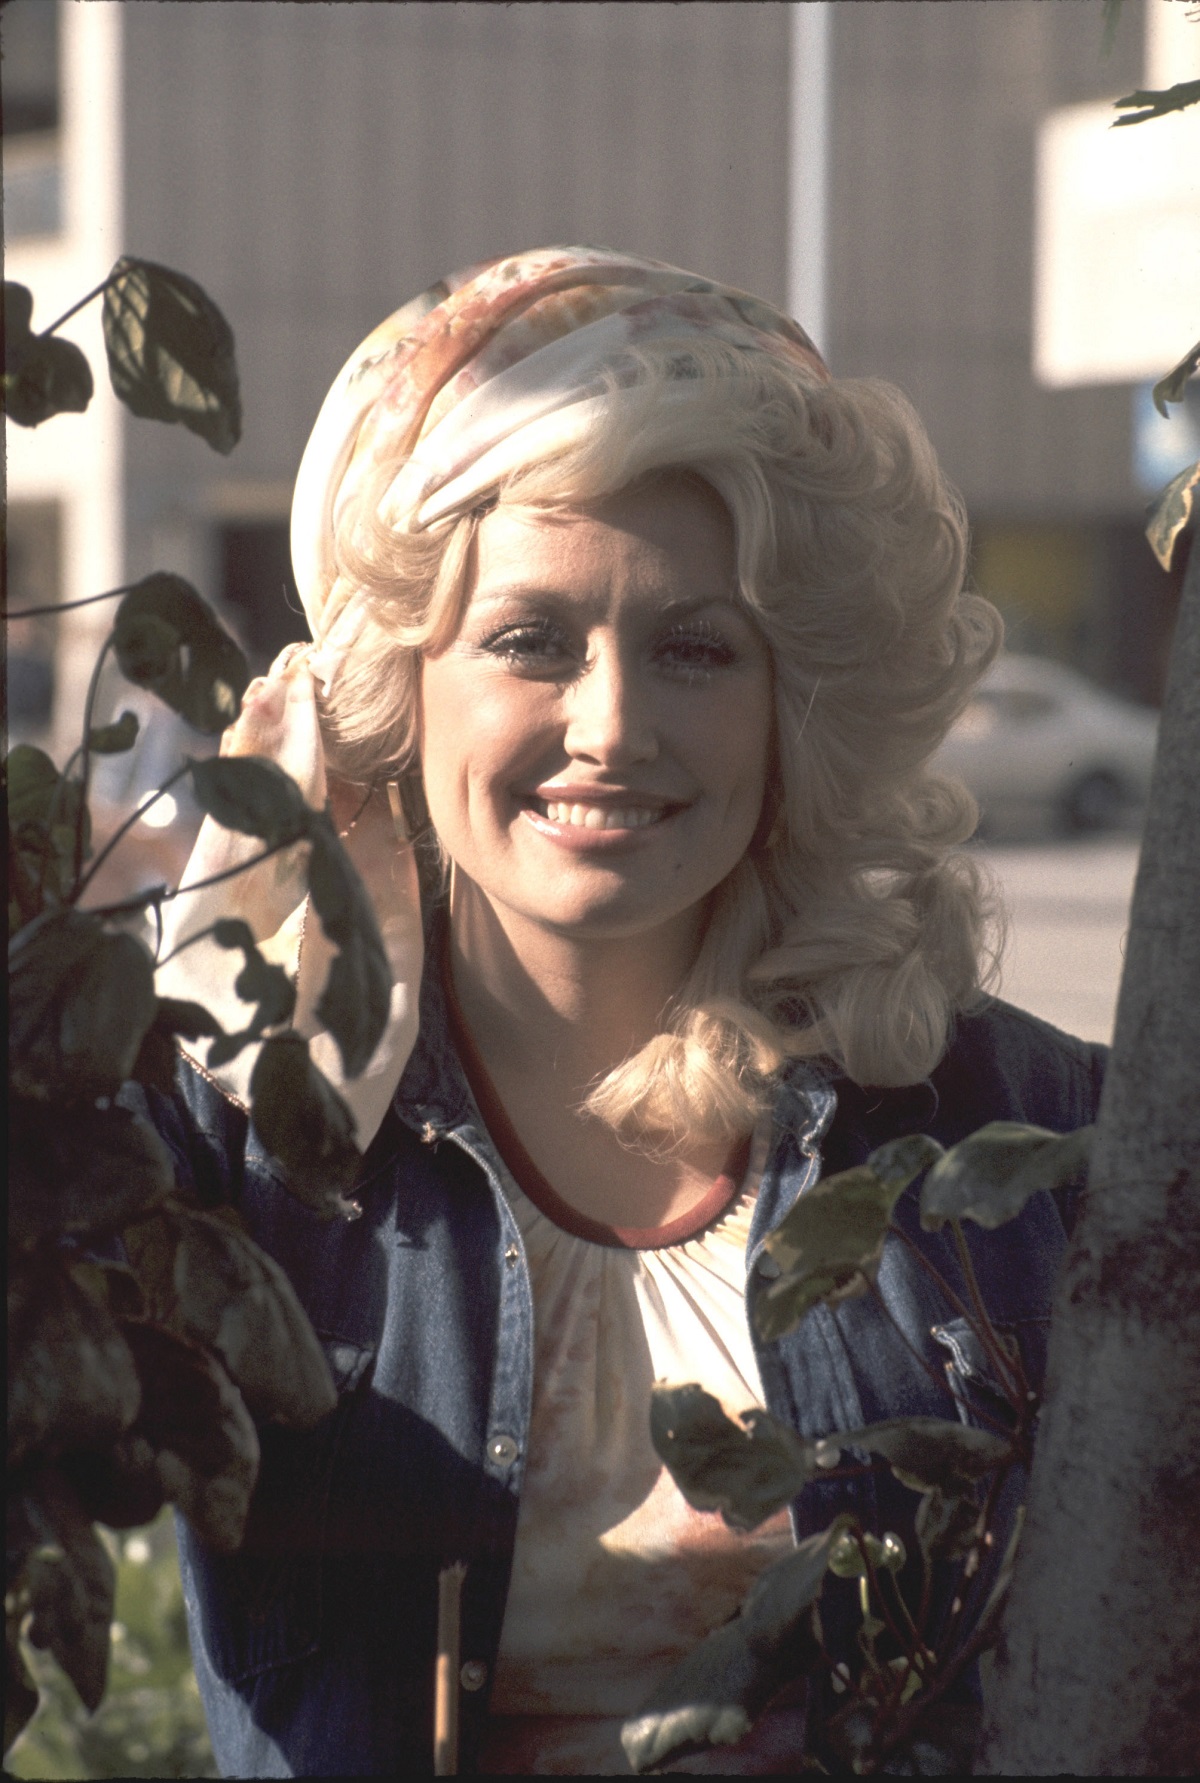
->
[5, 501, 62, 743]
[219, 522, 310, 672]
[2, 0, 63, 237]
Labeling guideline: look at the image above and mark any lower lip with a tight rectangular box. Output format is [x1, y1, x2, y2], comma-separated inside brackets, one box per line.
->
[519, 804, 677, 851]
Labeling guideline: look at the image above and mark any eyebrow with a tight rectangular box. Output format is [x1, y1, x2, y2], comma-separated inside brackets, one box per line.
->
[466, 586, 745, 619]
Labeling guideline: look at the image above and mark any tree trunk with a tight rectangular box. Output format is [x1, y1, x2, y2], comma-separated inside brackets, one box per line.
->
[979, 535, 1200, 1774]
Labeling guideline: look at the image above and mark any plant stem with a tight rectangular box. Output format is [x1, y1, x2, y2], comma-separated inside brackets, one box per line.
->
[86, 837, 293, 921]
[41, 271, 117, 339]
[154, 919, 223, 970]
[73, 635, 115, 889]
[71, 764, 191, 903]
[891, 1225, 1024, 1417]
[949, 1221, 1022, 1398]
[864, 1272, 1014, 1438]
[4, 581, 139, 622]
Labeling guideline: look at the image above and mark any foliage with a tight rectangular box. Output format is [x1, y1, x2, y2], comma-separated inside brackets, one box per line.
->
[7, 1511, 217, 1780]
[622, 1124, 1089, 1775]
[1112, 78, 1200, 127]
[5, 264, 393, 1759]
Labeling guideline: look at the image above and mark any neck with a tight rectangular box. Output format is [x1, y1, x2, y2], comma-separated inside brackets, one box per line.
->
[447, 875, 705, 1098]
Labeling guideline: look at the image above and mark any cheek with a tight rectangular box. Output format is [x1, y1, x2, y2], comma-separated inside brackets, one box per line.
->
[419, 659, 552, 819]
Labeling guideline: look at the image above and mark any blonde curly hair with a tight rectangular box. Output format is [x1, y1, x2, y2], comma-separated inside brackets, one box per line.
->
[317, 336, 1003, 1142]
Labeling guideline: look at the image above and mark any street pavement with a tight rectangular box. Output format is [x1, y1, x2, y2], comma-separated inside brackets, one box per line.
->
[973, 834, 1142, 1045]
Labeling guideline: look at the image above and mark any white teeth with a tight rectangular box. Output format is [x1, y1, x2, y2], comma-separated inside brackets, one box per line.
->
[538, 801, 661, 830]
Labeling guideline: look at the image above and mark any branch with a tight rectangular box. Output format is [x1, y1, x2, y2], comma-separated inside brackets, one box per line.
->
[4, 581, 142, 622]
[85, 837, 294, 921]
[70, 764, 192, 903]
[1113, 79, 1200, 126]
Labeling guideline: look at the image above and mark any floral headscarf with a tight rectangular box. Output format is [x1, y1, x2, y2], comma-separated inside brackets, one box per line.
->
[292, 244, 828, 687]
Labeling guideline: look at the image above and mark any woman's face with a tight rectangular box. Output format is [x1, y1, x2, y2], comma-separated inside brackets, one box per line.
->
[419, 475, 773, 950]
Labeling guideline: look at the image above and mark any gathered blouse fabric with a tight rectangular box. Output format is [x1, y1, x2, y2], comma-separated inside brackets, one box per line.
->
[474, 1125, 805, 1776]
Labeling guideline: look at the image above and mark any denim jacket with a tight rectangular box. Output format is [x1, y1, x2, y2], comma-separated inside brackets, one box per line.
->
[141, 954, 1105, 1778]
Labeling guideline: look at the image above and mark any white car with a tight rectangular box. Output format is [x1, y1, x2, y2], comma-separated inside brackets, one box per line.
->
[933, 654, 1159, 834]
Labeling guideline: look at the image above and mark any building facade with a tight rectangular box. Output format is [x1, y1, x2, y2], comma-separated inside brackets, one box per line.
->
[5, 0, 1194, 775]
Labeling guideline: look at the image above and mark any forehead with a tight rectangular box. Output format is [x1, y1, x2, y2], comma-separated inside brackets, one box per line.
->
[467, 477, 737, 610]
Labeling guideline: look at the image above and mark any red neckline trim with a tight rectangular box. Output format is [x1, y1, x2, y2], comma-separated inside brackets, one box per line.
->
[442, 948, 750, 1251]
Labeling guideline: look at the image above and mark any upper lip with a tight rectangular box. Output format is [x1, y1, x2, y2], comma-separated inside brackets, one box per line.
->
[528, 785, 680, 810]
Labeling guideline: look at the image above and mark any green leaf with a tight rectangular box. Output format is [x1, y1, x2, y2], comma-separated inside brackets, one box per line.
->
[914, 1488, 981, 1563]
[6, 1618, 40, 1754]
[866, 1132, 945, 1186]
[87, 710, 140, 755]
[4, 311, 94, 427]
[9, 909, 158, 1101]
[754, 1150, 928, 1343]
[120, 1322, 260, 1554]
[1147, 458, 1200, 572]
[620, 1519, 848, 1773]
[1113, 77, 1200, 126]
[168, 1207, 337, 1427]
[131, 996, 224, 1095]
[919, 1122, 1094, 1231]
[649, 1382, 817, 1531]
[826, 1528, 906, 1579]
[61, 1433, 166, 1533]
[188, 753, 312, 847]
[7, 745, 91, 913]
[113, 574, 248, 734]
[248, 1034, 362, 1219]
[8, 1254, 142, 1472]
[816, 1417, 1012, 1495]
[305, 812, 393, 1079]
[1151, 338, 1200, 417]
[18, 1468, 115, 1713]
[101, 257, 242, 453]
[9, 1098, 174, 1244]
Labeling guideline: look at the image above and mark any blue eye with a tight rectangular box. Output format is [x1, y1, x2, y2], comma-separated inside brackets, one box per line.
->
[656, 621, 738, 679]
[479, 619, 574, 669]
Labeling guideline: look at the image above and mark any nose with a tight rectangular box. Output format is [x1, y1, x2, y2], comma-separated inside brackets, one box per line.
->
[561, 641, 658, 768]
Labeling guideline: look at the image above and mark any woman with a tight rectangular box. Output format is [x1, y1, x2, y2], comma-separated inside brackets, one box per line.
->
[153, 247, 1104, 1776]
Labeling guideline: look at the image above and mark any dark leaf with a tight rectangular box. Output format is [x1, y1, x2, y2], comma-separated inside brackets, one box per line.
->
[650, 1383, 817, 1531]
[914, 1489, 981, 1564]
[101, 256, 242, 453]
[755, 1159, 917, 1343]
[9, 1098, 173, 1244]
[6, 1620, 40, 1754]
[112, 573, 248, 734]
[306, 811, 393, 1078]
[4, 332, 94, 428]
[896, 1702, 984, 1777]
[621, 1520, 847, 1773]
[1151, 338, 1200, 417]
[68, 1259, 147, 1322]
[19, 1469, 114, 1712]
[131, 995, 224, 1093]
[9, 908, 157, 1101]
[919, 1122, 1094, 1232]
[120, 1322, 259, 1553]
[62, 1433, 165, 1532]
[249, 1034, 362, 1219]
[189, 753, 312, 847]
[4, 279, 34, 347]
[1113, 77, 1200, 126]
[816, 1417, 1012, 1495]
[170, 1207, 337, 1426]
[8, 1253, 142, 1470]
[1147, 458, 1200, 572]
[87, 709, 139, 755]
[7, 745, 91, 911]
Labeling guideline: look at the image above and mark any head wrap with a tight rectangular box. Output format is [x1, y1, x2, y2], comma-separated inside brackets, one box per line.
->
[291, 245, 828, 688]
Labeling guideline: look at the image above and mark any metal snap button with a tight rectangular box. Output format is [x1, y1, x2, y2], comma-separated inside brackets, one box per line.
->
[421, 1121, 438, 1145]
[487, 1434, 519, 1467]
[504, 1244, 520, 1266]
[460, 1659, 488, 1692]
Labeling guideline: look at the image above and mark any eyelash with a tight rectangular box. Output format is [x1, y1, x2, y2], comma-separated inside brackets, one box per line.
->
[477, 618, 739, 681]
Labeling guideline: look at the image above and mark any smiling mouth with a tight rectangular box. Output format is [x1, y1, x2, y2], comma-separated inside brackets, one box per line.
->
[526, 797, 671, 831]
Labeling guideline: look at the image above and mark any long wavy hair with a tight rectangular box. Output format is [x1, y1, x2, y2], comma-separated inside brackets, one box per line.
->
[318, 335, 1003, 1143]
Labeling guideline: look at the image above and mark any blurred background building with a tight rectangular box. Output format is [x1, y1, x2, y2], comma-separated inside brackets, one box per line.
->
[5, 0, 1198, 771]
